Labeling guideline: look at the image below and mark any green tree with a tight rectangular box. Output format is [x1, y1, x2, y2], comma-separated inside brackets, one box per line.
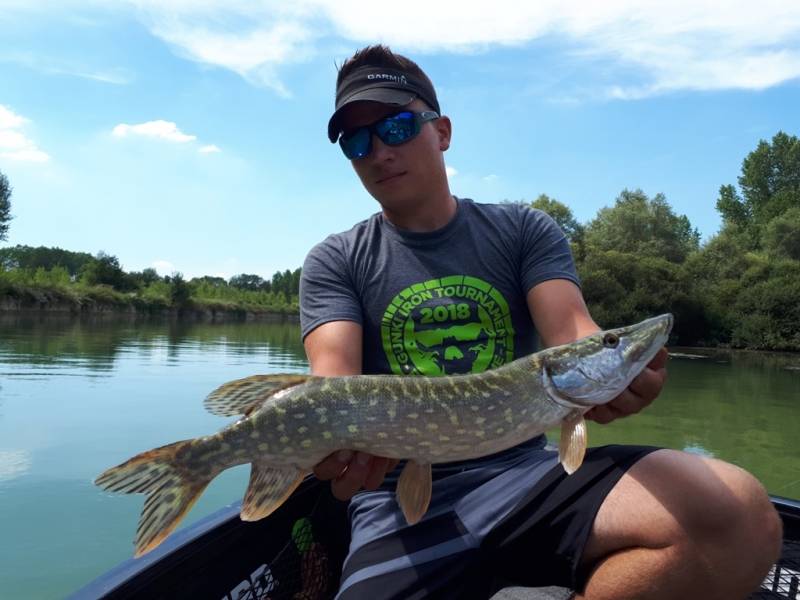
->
[168, 272, 191, 307]
[0, 170, 12, 241]
[579, 251, 704, 343]
[683, 228, 751, 344]
[0, 244, 94, 276]
[584, 189, 700, 263]
[716, 131, 800, 244]
[80, 252, 134, 291]
[763, 207, 800, 260]
[190, 275, 227, 288]
[271, 268, 302, 297]
[729, 258, 800, 350]
[229, 273, 266, 291]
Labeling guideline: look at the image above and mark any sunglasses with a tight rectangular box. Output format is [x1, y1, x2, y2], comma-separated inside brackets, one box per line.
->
[338, 110, 440, 160]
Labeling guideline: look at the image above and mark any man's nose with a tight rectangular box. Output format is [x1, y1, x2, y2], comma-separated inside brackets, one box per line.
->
[369, 134, 395, 162]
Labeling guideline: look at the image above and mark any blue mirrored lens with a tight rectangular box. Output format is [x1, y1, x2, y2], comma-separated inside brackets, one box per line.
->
[375, 112, 416, 145]
[339, 127, 371, 159]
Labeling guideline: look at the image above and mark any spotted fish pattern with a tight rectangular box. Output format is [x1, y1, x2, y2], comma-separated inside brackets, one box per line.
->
[95, 314, 672, 557]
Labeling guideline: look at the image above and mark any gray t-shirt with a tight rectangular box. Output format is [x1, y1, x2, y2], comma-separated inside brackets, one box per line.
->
[301, 198, 581, 588]
[300, 197, 579, 477]
[301, 197, 579, 377]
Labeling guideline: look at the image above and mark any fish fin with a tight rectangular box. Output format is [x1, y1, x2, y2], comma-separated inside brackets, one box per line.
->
[396, 460, 432, 525]
[95, 440, 217, 557]
[559, 415, 588, 475]
[204, 374, 311, 417]
[240, 462, 307, 521]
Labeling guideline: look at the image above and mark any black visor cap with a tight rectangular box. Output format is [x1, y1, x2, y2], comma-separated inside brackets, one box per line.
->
[327, 66, 440, 142]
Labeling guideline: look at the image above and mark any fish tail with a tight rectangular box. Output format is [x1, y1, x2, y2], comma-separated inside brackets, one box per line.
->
[95, 440, 216, 557]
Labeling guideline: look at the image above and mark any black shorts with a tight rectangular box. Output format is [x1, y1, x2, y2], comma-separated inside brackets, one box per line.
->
[337, 445, 660, 600]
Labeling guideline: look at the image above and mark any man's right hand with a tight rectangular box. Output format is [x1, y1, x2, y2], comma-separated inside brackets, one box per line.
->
[314, 450, 400, 500]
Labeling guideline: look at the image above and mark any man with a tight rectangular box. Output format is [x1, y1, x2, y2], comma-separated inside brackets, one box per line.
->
[300, 45, 781, 600]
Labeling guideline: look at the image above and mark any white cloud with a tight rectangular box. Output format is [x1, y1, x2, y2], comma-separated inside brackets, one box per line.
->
[152, 259, 175, 274]
[65, 69, 132, 85]
[199, 144, 221, 154]
[1, 52, 133, 85]
[0, 105, 50, 162]
[483, 174, 498, 183]
[134, 1, 316, 97]
[112, 120, 197, 143]
[125, 0, 800, 98]
[0, 106, 26, 130]
[445, 165, 458, 178]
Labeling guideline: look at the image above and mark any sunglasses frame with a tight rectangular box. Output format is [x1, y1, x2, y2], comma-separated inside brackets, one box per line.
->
[338, 110, 440, 160]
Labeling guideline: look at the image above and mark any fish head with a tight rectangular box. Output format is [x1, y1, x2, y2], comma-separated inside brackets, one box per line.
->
[542, 313, 673, 408]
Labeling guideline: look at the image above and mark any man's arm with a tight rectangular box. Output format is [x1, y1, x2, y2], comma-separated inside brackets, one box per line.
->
[305, 320, 400, 500]
[526, 279, 668, 424]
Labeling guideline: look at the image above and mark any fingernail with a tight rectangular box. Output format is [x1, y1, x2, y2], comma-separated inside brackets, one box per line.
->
[337, 450, 353, 463]
[356, 452, 371, 466]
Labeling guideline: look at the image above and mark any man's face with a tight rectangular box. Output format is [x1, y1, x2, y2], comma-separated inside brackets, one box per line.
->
[336, 99, 451, 211]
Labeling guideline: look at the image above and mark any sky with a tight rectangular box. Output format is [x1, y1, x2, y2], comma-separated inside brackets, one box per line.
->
[1, 0, 799, 280]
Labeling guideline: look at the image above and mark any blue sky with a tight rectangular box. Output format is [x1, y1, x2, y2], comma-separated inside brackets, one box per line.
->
[1, 1, 799, 279]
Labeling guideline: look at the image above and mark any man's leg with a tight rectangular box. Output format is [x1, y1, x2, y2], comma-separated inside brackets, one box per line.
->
[577, 449, 782, 600]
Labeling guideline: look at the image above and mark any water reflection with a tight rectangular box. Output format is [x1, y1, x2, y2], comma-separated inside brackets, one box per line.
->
[0, 449, 31, 482]
[670, 346, 800, 371]
[0, 313, 308, 374]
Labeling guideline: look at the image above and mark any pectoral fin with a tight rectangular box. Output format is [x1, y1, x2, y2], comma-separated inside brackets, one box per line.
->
[240, 461, 306, 521]
[396, 460, 432, 525]
[559, 415, 587, 475]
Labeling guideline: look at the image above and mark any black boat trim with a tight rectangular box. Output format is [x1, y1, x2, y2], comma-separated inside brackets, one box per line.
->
[68, 486, 800, 600]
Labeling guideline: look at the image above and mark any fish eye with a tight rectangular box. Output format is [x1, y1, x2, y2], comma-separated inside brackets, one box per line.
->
[603, 333, 619, 348]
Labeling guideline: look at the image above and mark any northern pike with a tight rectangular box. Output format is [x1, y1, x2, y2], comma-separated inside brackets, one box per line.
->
[96, 313, 672, 557]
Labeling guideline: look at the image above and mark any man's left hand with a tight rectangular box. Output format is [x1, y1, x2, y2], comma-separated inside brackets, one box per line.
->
[585, 347, 669, 424]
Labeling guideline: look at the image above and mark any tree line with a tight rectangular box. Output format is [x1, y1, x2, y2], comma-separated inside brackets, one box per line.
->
[526, 131, 799, 351]
[0, 246, 301, 298]
[0, 244, 301, 313]
[1, 131, 798, 349]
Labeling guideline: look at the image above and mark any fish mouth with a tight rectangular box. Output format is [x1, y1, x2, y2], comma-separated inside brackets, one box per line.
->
[624, 314, 672, 364]
[543, 313, 673, 408]
[611, 313, 673, 395]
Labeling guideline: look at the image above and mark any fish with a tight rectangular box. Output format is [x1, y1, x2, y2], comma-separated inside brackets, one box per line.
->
[95, 313, 672, 557]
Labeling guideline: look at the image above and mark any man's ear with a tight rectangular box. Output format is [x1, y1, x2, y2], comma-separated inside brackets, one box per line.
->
[435, 116, 452, 151]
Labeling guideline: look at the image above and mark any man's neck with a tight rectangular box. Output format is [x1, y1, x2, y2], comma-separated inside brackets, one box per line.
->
[381, 192, 457, 233]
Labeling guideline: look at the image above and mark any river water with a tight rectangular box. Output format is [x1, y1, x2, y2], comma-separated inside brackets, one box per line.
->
[0, 314, 798, 598]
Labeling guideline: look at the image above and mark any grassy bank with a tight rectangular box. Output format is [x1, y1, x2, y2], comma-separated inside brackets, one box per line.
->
[0, 268, 298, 319]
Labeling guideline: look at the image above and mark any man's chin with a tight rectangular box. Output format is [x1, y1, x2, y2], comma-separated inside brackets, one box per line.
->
[370, 188, 414, 209]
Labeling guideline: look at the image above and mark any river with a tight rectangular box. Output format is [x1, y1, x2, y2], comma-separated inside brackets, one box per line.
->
[0, 314, 798, 598]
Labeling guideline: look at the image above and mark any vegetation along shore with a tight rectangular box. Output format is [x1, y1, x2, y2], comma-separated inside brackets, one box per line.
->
[1, 132, 798, 349]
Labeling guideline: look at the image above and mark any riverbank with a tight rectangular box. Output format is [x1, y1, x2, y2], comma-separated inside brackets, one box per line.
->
[0, 285, 298, 322]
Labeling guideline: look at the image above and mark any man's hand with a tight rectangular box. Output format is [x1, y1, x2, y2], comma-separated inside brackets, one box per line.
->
[585, 347, 669, 425]
[313, 450, 401, 501]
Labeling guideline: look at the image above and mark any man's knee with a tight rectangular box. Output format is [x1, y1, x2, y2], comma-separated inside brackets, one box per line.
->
[588, 450, 781, 562]
[584, 449, 782, 597]
[634, 450, 782, 586]
[675, 456, 779, 545]
[698, 460, 782, 566]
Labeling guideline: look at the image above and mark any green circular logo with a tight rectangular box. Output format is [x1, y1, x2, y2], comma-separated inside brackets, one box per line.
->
[381, 275, 515, 376]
